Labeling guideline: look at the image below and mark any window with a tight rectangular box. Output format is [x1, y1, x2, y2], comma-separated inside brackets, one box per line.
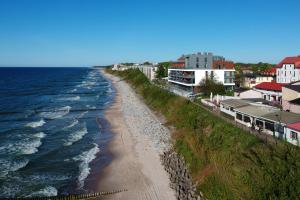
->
[290, 131, 298, 140]
[196, 57, 199, 63]
[244, 115, 251, 123]
[236, 113, 243, 120]
[265, 121, 275, 132]
[196, 64, 199, 68]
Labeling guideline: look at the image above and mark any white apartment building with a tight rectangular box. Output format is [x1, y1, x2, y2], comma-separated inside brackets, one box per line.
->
[168, 68, 235, 93]
[276, 56, 300, 84]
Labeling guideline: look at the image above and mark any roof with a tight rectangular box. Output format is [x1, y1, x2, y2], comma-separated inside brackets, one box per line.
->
[220, 99, 250, 108]
[284, 84, 300, 92]
[287, 122, 300, 132]
[254, 82, 286, 91]
[236, 105, 278, 117]
[262, 111, 300, 124]
[260, 67, 276, 75]
[277, 56, 300, 68]
[289, 98, 300, 105]
[242, 98, 269, 104]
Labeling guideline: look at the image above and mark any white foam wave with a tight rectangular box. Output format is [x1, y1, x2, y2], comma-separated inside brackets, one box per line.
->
[86, 105, 96, 109]
[64, 124, 88, 146]
[40, 106, 71, 119]
[26, 119, 46, 128]
[59, 96, 80, 101]
[72, 143, 100, 188]
[70, 88, 77, 92]
[32, 132, 47, 139]
[0, 135, 43, 155]
[27, 186, 58, 197]
[77, 111, 88, 118]
[0, 159, 29, 177]
[65, 119, 79, 129]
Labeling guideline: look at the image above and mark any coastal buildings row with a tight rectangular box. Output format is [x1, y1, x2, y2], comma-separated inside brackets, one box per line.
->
[235, 56, 300, 113]
[220, 99, 300, 146]
[112, 63, 158, 81]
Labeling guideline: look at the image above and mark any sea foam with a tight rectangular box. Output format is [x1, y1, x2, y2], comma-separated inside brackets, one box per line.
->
[65, 119, 79, 129]
[64, 124, 88, 146]
[72, 143, 99, 188]
[27, 186, 58, 197]
[59, 96, 80, 101]
[0, 133, 45, 155]
[0, 159, 29, 177]
[26, 119, 46, 128]
[40, 106, 71, 120]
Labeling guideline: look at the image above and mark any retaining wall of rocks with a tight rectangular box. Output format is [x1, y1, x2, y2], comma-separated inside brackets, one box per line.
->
[161, 150, 204, 200]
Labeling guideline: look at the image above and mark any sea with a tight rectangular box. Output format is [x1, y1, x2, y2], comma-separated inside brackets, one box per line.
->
[0, 67, 114, 197]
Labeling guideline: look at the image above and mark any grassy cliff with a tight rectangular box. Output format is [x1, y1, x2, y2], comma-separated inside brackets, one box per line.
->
[107, 68, 300, 200]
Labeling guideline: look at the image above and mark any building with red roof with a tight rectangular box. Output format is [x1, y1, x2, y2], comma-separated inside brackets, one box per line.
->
[261, 67, 277, 76]
[170, 56, 185, 69]
[253, 82, 287, 102]
[276, 55, 300, 84]
[286, 121, 300, 146]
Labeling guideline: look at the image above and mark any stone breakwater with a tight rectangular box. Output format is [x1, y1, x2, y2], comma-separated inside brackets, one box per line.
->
[161, 150, 204, 200]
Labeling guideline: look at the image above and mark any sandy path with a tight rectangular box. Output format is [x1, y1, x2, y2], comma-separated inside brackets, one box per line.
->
[97, 70, 176, 200]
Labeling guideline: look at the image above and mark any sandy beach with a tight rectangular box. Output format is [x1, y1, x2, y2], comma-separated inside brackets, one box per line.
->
[97, 70, 176, 200]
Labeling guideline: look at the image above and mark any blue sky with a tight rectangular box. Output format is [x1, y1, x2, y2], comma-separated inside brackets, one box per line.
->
[0, 0, 299, 67]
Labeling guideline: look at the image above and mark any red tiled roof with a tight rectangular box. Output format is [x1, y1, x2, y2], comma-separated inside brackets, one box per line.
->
[254, 82, 286, 91]
[261, 67, 276, 75]
[277, 56, 300, 68]
[287, 122, 300, 132]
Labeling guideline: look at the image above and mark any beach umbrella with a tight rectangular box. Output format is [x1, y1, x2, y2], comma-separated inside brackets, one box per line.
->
[210, 92, 213, 102]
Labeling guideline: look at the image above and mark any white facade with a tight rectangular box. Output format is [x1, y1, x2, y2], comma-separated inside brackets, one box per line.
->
[243, 76, 274, 88]
[277, 64, 300, 84]
[235, 89, 262, 99]
[253, 88, 282, 102]
[168, 69, 235, 87]
[137, 65, 158, 81]
[285, 127, 300, 146]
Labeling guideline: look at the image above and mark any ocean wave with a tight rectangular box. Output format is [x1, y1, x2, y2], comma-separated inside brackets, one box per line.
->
[72, 143, 99, 188]
[27, 186, 57, 197]
[65, 119, 79, 129]
[25, 119, 46, 128]
[70, 88, 77, 92]
[58, 96, 80, 101]
[32, 132, 47, 139]
[40, 106, 71, 119]
[0, 159, 29, 177]
[64, 124, 88, 146]
[86, 105, 96, 109]
[0, 133, 44, 155]
[77, 111, 88, 118]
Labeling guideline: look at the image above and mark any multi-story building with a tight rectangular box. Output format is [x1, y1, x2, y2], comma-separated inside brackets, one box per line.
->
[243, 73, 275, 88]
[184, 52, 225, 69]
[170, 56, 185, 69]
[212, 60, 235, 70]
[276, 56, 300, 83]
[168, 68, 235, 93]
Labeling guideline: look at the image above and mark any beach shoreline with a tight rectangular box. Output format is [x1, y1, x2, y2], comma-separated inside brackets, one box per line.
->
[97, 69, 176, 200]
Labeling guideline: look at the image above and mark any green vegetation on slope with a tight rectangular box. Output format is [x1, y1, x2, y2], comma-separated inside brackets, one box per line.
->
[107, 68, 300, 200]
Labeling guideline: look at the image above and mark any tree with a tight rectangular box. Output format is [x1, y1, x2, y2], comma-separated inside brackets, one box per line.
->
[155, 62, 171, 78]
[199, 76, 226, 96]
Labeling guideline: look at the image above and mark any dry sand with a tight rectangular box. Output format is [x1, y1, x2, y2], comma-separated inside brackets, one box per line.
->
[97, 70, 176, 200]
